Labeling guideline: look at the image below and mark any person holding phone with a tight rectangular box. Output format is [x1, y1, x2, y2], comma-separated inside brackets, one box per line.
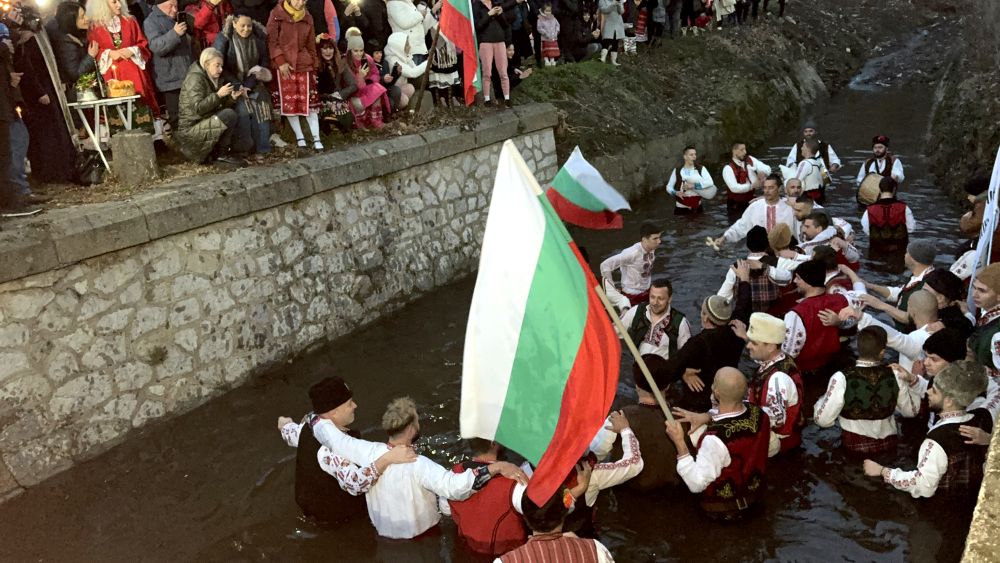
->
[144, 0, 193, 132]
[175, 47, 252, 164]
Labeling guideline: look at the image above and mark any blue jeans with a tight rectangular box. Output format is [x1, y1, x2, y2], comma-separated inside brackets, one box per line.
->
[9, 119, 30, 198]
[236, 98, 271, 154]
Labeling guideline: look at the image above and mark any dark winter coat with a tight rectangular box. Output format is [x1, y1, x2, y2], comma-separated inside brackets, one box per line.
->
[45, 19, 96, 95]
[230, 0, 275, 26]
[175, 62, 237, 162]
[212, 15, 271, 83]
[334, 0, 390, 51]
[473, 0, 514, 43]
[144, 5, 195, 92]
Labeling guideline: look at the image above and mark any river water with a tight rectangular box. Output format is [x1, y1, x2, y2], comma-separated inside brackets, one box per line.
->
[0, 36, 975, 563]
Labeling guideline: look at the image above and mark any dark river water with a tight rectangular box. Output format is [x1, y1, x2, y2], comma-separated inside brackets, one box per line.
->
[0, 40, 975, 563]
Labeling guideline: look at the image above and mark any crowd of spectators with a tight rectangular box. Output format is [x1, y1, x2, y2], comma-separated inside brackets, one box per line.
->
[0, 0, 786, 217]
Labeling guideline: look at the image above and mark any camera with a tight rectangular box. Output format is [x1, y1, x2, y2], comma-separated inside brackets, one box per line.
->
[2, 2, 41, 32]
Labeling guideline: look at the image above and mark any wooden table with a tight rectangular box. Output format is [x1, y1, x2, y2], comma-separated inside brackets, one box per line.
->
[67, 94, 141, 173]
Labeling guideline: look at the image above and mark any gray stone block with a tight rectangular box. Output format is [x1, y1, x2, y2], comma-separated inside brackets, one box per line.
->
[515, 103, 559, 133]
[237, 161, 315, 211]
[473, 112, 521, 147]
[110, 130, 161, 187]
[298, 146, 375, 193]
[135, 176, 250, 239]
[420, 126, 476, 162]
[0, 228, 60, 285]
[366, 134, 431, 176]
[49, 202, 150, 266]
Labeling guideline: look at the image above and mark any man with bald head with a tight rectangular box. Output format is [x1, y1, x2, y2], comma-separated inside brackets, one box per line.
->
[854, 289, 939, 375]
[665, 368, 771, 519]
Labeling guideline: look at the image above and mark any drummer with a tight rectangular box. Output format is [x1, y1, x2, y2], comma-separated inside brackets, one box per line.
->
[856, 134, 905, 186]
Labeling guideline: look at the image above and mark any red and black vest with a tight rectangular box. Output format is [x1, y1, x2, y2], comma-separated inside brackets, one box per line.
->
[696, 405, 770, 514]
[863, 154, 896, 178]
[674, 168, 704, 209]
[294, 423, 368, 524]
[748, 355, 803, 452]
[727, 160, 756, 203]
[867, 198, 909, 243]
[927, 414, 993, 499]
[449, 460, 528, 556]
[791, 293, 849, 372]
[841, 365, 899, 421]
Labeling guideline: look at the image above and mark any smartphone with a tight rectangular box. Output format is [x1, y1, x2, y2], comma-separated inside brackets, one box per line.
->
[175, 12, 186, 24]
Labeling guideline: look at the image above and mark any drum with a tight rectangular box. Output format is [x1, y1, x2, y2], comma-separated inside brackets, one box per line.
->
[857, 173, 882, 205]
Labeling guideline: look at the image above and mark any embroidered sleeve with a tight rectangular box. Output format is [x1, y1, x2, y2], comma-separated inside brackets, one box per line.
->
[990, 332, 1000, 372]
[678, 318, 692, 351]
[885, 439, 947, 498]
[895, 373, 923, 418]
[782, 311, 806, 359]
[281, 421, 303, 447]
[676, 435, 729, 493]
[322, 450, 381, 495]
[585, 428, 644, 506]
[762, 373, 797, 429]
[813, 372, 845, 428]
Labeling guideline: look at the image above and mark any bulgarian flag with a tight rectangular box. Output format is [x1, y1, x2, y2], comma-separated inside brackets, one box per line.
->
[546, 147, 631, 230]
[461, 141, 620, 506]
[439, 0, 480, 105]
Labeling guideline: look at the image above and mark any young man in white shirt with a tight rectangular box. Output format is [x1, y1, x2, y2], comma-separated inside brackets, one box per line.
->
[720, 141, 772, 215]
[601, 220, 661, 309]
[855, 134, 905, 186]
[715, 174, 795, 246]
[785, 123, 842, 172]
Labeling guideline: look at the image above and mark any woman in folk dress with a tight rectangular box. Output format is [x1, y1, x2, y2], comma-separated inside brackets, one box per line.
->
[267, 0, 323, 150]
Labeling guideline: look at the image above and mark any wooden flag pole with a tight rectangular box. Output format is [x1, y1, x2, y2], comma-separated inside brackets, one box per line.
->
[411, 27, 442, 115]
[593, 283, 674, 422]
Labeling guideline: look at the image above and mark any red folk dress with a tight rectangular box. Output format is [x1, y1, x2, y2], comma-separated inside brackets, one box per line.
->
[88, 16, 160, 118]
[267, 4, 321, 116]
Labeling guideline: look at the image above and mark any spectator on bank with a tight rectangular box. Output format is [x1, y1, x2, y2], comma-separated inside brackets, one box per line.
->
[334, 0, 389, 52]
[306, 0, 339, 37]
[0, 23, 40, 216]
[370, 38, 401, 111]
[382, 31, 426, 110]
[680, 0, 699, 35]
[508, 0, 533, 62]
[491, 43, 531, 95]
[229, 0, 271, 26]
[427, 28, 460, 107]
[317, 33, 357, 131]
[213, 13, 273, 158]
[339, 29, 390, 128]
[267, 0, 323, 150]
[49, 2, 99, 104]
[536, 3, 560, 66]
[144, 0, 193, 132]
[472, 0, 511, 106]
[598, 0, 624, 65]
[175, 47, 252, 164]
[187, 0, 234, 49]
[664, 0, 680, 37]
[565, 9, 600, 61]
[386, 0, 436, 64]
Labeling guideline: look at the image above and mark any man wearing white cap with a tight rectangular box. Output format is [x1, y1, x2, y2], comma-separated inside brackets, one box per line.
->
[743, 312, 804, 456]
[863, 361, 992, 500]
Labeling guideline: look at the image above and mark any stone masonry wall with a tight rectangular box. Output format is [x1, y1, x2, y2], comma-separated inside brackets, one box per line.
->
[0, 105, 559, 501]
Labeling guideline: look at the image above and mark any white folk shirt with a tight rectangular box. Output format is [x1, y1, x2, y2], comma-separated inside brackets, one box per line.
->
[977, 306, 1000, 379]
[861, 205, 916, 235]
[752, 355, 800, 442]
[717, 253, 792, 300]
[885, 267, 934, 304]
[281, 418, 383, 496]
[884, 412, 974, 498]
[722, 198, 796, 243]
[366, 444, 477, 539]
[584, 427, 643, 506]
[797, 225, 862, 264]
[721, 157, 773, 197]
[785, 142, 842, 168]
[676, 408, 746, 493]
[665, 166, 717, 209]
[857, 314, 931, 374]
[813, 361, 920, 439]
[619, 306, 692, 360]
[950, 249, 976, 281]
[855, 156, 905, 185]
[795, 157, 828, 192]
[600, 242, 654, 296]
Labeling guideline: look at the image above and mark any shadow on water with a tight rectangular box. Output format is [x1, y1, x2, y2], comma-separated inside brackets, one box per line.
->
[0, 36, 976, 563]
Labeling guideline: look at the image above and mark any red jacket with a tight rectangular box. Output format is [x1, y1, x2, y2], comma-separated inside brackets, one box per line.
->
[267, 4, 321, 72]
[791, 293, 848, 372]
[448, 461, 527, 556]
[187, 0, 233, 47]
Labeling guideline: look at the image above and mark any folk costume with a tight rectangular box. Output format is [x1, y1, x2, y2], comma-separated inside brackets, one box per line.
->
[665, 164, 716, 213]
[449, 460, 528, 556]
[88, 13, 161, 119]
[861, 197, 915, 243]
[783, 261, 850, 374]
[495, 532, 615, 563]
[855, 135, 904, 185]
[785, 136, 841, 171]
[721, 155, 772, 212]
[745, 314, 804, 455]
[620, 303, 691, 361]
[857, 313, 932, 374]
[722, 197, 796, 243]
[600, 242, 655, 306]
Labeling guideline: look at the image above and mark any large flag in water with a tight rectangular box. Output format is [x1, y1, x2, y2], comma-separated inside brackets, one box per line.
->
[546, 147, 631, 230]
[439, 0, 480, 105]
[461, 141, 620, 506]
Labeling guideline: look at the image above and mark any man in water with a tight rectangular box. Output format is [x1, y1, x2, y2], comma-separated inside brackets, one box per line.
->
[855, 134, 904, 186]
[715, 174, 796, 246]
[862, 240, 937, 331]
[601, 220, 662, 309]
[620, 278, 691, 361]
[720, 141, 773, 215]
[785, 123, 842, 173]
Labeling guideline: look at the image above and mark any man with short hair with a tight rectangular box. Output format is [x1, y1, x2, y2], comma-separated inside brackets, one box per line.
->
[855, 290, 939, 374]
[814, 326, 918, 454]
[667, 367, 771, 519]
[855, 134, 904, 185]
[793, 139, 829, 201]
[863, 240, 937, 331]
[969, 263, 1000, 379]
[785, 123, 841, 172]
[278, 377, 417, 524]
[717, 232, 791, 312]
[620, 279, 690, 360]
[863, 360, 992, 501]
[449, 439, 529, 557]
[860, 177, 915, 245]
[784, 260, 850, 374]
[367, 398, 527, 539]
[783, 177, 804, 205]
[721, 141, 773, 215]
[716, 174, 795, 246]
[601, 220, 662, 308]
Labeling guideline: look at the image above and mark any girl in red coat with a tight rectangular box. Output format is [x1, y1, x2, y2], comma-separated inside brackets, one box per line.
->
[86, 0, 160, 121]
[267, 0, 323, 150]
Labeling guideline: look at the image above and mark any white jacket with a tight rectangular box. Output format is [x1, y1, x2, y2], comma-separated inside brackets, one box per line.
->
[386, 0, 437, 56]
[385, 31, 428, 86]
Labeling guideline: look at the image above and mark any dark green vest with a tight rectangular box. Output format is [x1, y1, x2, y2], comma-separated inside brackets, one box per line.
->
[628, 304, 686, 359]
[894, 279, 925, 332]
[971, 315, 1000, 371]
[842, 364, 899, 421]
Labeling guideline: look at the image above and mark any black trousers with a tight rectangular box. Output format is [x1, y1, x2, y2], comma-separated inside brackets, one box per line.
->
[163, 89, 180, 130]
[0, 119, 12, 208]
[681, 0, 699, 27]
[763, 0, 785, 17]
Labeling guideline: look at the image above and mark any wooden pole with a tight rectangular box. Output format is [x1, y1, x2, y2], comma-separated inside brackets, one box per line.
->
[593, 283, 675, 422]
[411, 27, 442, 115]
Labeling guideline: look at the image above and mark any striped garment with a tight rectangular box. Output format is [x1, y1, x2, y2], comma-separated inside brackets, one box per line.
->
[498, 533, 607, 563]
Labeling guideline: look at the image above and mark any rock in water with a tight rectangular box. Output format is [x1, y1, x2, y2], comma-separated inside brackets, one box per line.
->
[110, 130, 161, 187]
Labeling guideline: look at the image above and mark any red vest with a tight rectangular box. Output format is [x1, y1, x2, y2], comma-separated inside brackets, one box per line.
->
[748, 355, 804, 453]
[498, 533, 600, 563]
[697, 405, 770, 514]
[825, 273, 854, 293]
[791, 293, 848, 371]
[867, 198, 909, 242]
[450, 462, 528, 556]
[727, 160, 756, 203]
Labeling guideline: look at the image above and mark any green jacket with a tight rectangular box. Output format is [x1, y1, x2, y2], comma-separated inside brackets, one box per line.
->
[175, 62, 236, 163]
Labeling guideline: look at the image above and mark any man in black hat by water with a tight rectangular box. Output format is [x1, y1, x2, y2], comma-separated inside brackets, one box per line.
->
[278, 376, 417, 523]
[855, 134, 905, 186]
[785, 122, 841, 173]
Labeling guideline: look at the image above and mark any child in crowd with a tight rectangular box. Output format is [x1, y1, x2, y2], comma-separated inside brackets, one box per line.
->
[317, 34, 358, 132]
[343, 28, 392, 128]
[383, 31, 428, 109]
[537, 4, 561, 66]
[428, 29, 461, 107]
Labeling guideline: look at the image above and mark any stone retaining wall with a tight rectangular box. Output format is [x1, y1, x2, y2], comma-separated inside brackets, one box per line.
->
[0, 104, 559, 501]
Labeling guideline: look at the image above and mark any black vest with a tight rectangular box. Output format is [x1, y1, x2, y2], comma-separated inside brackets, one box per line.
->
[294, 422, 368, 523]
[926, 414, 992, 497]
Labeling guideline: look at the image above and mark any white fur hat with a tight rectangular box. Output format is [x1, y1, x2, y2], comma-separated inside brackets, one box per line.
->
[747, 313, 786, 345]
